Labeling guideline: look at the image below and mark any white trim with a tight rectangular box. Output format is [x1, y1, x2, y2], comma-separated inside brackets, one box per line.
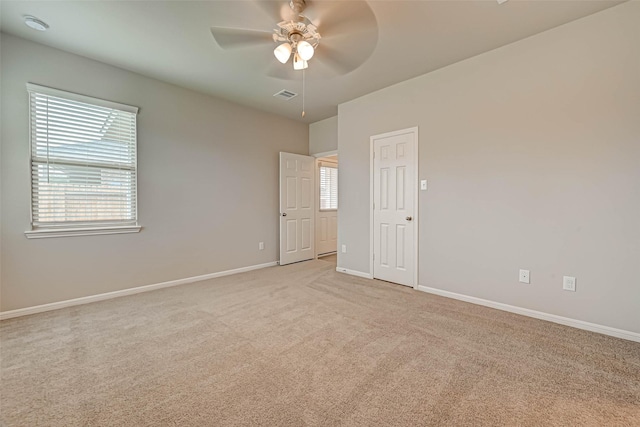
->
[370, 127, 419, 289]
[417, 285, 640, 343]
[25, 225, 141, 239]
[318, 160, 338, 167]
[319, 251, 337, 257]
[315, 157, 319, 260]
[336, 267, 373, 279]
[312, 150, 338, 158]
[0, 261, 278, 320]
[369, 138, 374, 284]
[26, 83, 139, 113]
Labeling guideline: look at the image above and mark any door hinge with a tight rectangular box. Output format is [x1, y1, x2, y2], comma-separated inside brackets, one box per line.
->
[373, 253, 375, 260]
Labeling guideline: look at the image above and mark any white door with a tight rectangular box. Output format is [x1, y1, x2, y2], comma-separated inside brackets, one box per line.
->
[316, 159, 338, 256]
[372, 128, 418, 287]
[280, 152, 315, 265]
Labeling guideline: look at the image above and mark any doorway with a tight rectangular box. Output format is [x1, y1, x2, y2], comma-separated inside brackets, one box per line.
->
[316, 155, 338, 259]
[370, 128, 418, 288]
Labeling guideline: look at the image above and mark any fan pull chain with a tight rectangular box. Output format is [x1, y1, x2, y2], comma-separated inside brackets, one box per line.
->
[302, 68, 306, 118]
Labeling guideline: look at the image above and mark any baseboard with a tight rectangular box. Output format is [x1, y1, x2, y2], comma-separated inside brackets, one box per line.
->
[0, 261, 278, 321]
[417, 285, 640, 343]
[318, 251, 337, 258]
[336, 267, 373, 279]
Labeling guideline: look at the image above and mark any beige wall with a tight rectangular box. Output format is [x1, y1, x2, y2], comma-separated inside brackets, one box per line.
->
[309, 116, 337, 155]
[0, 34, 308, 312]
[337, 3, 640, 333]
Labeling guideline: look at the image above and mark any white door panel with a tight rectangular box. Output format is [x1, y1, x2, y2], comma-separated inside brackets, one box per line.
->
[301, 218, 311, 250]
[280, 152, 315, 265]
[316, 210, 337, 255]
[319, 217, 328, 241]
[372, 129, 417, 287]
[329, 216, 337, 240]
[301, 178, 311, 208]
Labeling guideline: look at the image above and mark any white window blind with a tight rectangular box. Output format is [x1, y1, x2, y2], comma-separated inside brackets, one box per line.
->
[27, 84, 139, 232]
[319, 164, 338, 210]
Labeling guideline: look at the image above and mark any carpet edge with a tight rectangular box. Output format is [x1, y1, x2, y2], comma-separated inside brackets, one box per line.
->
[417, 285, 640, 343]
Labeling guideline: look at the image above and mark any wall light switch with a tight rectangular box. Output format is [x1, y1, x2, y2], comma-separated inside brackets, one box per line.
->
[563, 276, 576, 292]
[421, 180, 428, 191]
[519, 269, 530, 284]
[341, 244, 347, 253]
[259, 242, 264, 250]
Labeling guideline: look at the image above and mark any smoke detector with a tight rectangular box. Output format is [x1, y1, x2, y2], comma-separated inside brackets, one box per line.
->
[24, 16, 49, 31]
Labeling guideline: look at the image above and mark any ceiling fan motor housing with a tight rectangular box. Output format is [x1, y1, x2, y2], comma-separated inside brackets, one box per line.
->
[290, 0, 307, 14]
[274, 18, 320, 49]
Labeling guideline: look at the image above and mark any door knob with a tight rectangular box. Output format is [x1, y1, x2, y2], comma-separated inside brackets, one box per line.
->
[282, 213, 287, 217]
[406, 216, 412, 221]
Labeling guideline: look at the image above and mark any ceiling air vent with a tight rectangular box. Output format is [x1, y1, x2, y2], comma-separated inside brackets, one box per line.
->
[273, 89, 298, 101]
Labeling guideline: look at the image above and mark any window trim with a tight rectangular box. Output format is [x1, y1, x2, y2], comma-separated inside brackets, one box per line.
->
[25, 225, 142, 239]
[25, 83, 140, 239]
[26, 83, 139, 113]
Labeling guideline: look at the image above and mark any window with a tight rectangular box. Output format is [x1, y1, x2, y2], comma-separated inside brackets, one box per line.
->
[319, 163, 338, 210]
[25, 83, 140, 238]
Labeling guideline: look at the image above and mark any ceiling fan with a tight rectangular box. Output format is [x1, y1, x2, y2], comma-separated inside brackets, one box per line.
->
[209, 0, 378, 78]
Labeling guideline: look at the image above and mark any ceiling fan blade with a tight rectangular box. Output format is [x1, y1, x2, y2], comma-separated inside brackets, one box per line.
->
[254, 0, 297, 22]
[312, 43, 355, 76]
[314, 26, 378, 76]
[297, 1, 378, 76]
[305, 1, 377, 37]
[210, 27, 274, 50]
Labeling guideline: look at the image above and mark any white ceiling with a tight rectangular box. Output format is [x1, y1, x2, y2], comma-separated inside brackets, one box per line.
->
[0, 0, 622, 123]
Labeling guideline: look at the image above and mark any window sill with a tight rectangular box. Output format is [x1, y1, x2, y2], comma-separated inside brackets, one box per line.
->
[24, 225, 141, 239]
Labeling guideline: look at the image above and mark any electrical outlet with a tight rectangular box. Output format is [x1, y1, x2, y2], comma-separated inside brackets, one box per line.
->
[563, 276, 576, 292]
[341, 244, 347, 253]
[519, 269, 530, 284]
[259, 242, 264, 250]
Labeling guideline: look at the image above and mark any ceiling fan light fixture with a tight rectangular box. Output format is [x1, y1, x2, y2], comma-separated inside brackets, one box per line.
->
[293, 53, 308, 70]
[274, 43, 292, 64]
[297, 40, 314, 61]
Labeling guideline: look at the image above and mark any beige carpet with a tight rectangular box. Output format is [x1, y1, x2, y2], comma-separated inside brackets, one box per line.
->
[1, 259, 639, 426]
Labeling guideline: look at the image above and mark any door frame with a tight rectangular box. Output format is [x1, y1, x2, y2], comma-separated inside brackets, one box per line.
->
[369, 127, 419, 289]
[313, 150, 338, 158]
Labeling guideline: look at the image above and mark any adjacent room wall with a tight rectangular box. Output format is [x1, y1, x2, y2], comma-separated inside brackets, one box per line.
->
[337, 2, 640, 333]
[0, 34, 309, 312]
[309, 116, 337, 155]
